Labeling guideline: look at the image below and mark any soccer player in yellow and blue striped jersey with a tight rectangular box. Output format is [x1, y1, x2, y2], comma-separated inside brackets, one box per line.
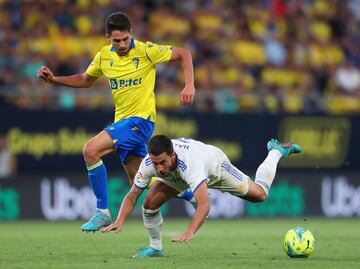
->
[37, 12, 195, 232]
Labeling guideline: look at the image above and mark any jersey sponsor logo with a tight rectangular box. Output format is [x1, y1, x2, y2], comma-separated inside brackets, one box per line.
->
[168, 177, 183, 183]
[109, 78, 142, 90]
[109, 79, 118, 89]
[110, 60, 114, 67]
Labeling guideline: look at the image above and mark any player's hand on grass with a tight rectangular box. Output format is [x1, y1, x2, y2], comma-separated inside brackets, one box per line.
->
[37, 66, 54, 83]
[180, 84, 195, 106]
[171, 231, 194, 243]
[101, 223, 122, 233]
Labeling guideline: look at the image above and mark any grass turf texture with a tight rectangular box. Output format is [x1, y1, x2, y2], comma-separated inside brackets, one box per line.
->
[0, 218, 359, 269]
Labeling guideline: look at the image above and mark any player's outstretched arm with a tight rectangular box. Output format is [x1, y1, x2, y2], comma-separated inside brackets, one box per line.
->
[37, 66, 97, 88]
[169, 47, 195, 106]
[101, 185, 143, 233]
[172, 182, 210, 243]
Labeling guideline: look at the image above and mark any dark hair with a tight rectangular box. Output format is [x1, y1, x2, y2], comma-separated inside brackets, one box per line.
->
[147, 135, 174, 156]
[105, 12, 131, 34]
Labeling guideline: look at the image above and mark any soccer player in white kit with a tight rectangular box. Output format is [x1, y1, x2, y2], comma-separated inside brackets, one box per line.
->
[102, 135, 301, 258]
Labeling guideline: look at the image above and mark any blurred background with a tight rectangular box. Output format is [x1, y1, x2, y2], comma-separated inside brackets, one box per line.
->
[1, 0, 360, 221]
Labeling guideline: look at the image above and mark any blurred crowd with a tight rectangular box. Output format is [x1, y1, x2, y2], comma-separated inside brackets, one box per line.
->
[1, 0, 360, 114]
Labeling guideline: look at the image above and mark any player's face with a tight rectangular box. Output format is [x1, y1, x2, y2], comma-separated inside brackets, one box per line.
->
[150, 152, 176, 176]
[107, 30, 132, 56]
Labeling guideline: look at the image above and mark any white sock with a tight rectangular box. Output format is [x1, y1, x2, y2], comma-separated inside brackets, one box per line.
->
[98, 208, 110, 216]
[142, 207, 163, 250]
[255, 150, 282, 196]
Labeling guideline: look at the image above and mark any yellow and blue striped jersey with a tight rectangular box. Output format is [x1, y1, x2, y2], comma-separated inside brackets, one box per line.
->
[86, 38, 173, 123]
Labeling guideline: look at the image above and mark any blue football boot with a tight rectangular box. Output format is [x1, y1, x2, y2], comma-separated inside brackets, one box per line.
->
[132, 247, 163, 258]
[81, 209, 112, 232]
[267, 139, 301, 158]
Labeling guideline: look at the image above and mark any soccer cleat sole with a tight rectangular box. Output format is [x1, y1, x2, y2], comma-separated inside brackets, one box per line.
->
[81, 229, 97, 233]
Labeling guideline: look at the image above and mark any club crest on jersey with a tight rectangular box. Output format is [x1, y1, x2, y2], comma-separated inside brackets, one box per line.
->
[110, 60, 114, 67]
[133, 58, 139, 69]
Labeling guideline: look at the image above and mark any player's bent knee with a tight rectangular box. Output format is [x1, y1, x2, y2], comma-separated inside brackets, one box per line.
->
[82, 143, 98, 163]
[143, 197, 163, 210]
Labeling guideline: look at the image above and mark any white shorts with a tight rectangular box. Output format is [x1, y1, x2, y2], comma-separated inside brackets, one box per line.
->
[211, 159, 250, 197]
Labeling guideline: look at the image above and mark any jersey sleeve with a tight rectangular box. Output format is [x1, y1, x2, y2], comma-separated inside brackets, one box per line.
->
[145, 41, 173, 64]
[183, 160, 208, 193]
[85, 52, 103, 77]
[134, 156, 156, 189]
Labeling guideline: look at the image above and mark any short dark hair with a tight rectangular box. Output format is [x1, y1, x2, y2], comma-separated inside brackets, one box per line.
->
[105, 12, 131, 34]
[147, 135, 174, 156]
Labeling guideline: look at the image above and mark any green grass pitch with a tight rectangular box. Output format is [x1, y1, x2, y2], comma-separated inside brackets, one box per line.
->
[0, 218, 359, 269]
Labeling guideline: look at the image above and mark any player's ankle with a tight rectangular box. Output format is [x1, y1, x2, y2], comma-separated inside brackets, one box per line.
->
[98, 208, 110, 215]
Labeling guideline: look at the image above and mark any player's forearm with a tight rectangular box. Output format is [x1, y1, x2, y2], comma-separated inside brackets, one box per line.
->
[52, 73, 93, 88]
[114, 192, 139, 226]
[179, 49, 194, 86]
[186, 201, 210, 235]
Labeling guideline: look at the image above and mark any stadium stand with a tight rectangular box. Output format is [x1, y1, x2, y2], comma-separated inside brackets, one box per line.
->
[1, 0, 360, 113]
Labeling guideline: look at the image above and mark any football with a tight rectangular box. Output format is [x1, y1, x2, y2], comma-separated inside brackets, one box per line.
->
[283, 227, 315, 258]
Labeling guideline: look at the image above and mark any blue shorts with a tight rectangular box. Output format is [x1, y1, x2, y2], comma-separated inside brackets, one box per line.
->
[104, 117, 154, 163]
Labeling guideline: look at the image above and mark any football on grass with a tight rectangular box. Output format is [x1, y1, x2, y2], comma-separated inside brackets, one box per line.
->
[283, 227, 315, 258]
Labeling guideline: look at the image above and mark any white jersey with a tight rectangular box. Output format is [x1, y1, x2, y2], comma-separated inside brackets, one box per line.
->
[134, 138, 227, 192]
